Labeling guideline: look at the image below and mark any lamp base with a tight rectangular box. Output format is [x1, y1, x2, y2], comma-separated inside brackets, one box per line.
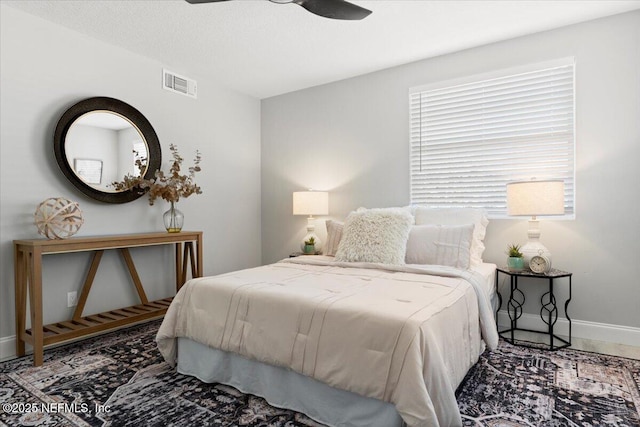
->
[521, 217, 551, 266]
[520, 241, 551, 265]
[300, 217, 322, 253]
[301, 232, 321, 253]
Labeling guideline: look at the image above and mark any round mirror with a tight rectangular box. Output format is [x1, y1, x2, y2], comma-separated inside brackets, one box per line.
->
[54, 97, 161, 203]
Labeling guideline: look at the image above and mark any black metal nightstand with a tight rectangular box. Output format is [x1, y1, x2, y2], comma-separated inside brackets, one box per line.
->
[496, 267, 572, 350]
[289, 252, 321, 257]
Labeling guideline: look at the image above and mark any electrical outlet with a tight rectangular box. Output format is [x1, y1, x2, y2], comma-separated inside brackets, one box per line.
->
[67, 291, 78, 308]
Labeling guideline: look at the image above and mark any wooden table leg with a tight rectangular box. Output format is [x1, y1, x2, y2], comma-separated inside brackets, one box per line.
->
[29, 247, 44, 366]
[181, 243, 197, 286]
[176, 236, 202, 291]
[73, 250, 103, 321]
[196, 233, 203, 277]
[120, 248, 148, 304]
[175, 242, 183, 292]
[14, 245, 26, 357]
[181, 244, 188, 286]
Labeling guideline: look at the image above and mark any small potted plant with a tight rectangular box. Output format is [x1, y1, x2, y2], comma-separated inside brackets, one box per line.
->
[506, 243, 525, 272]
[303, 236, 316, 254]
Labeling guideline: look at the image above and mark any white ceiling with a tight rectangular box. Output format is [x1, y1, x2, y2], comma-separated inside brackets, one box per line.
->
[4, 0, 640, 99]
[75, 112, 132, 131]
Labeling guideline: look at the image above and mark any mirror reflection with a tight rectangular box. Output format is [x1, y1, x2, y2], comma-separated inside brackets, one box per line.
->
[65, 112, 148, 193]
[54, 96, 161, 204]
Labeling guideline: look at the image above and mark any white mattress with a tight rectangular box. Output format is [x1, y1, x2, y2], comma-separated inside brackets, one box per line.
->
[470, 262, 498, 312]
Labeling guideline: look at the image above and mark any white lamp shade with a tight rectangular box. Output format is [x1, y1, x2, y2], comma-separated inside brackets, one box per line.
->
[506, 180, 565, 216]
[293, 191, 329, 216]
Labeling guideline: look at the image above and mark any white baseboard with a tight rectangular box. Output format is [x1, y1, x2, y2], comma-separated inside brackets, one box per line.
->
[497, 310, 640, 347]
[2, 315, 638, 362]
[0, 335, 26, 362]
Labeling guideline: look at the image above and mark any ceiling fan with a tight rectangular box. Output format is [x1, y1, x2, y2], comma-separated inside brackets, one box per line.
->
[185, 0, 372, 21]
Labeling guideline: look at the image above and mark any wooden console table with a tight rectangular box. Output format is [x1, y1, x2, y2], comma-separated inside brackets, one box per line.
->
[14, 231, 203, 366]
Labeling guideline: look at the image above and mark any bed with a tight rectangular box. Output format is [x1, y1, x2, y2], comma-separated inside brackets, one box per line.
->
[157, 207, 499, 427]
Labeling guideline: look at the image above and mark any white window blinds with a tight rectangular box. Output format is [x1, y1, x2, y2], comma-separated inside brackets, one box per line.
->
[132, 139, 147, 162]
[409, 58, 575, 218]
[131, 139, 148, 175]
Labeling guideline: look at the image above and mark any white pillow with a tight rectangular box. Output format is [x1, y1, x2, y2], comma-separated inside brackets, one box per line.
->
[412, 207, 488, 266]
[324, 220, 344, 256]
[405, 224, 474, 269]
[334, 208, 413, 265]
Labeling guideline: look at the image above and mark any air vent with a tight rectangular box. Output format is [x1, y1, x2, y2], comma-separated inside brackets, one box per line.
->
[163, 69, 197, 98]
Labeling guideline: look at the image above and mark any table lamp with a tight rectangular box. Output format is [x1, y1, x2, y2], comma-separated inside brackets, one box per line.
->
[506, 179, 565, 264]
[293, 190, 329, 252]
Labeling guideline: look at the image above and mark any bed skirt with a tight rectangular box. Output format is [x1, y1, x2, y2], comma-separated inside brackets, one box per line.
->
[177, 337, 405, 427]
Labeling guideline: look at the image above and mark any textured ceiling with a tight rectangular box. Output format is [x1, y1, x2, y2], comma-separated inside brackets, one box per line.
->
[4, 0, 640, 99]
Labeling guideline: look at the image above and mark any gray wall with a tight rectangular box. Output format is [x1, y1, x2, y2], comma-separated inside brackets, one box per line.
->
[0, 5, 261, 354]
[262, 11, 640, 331]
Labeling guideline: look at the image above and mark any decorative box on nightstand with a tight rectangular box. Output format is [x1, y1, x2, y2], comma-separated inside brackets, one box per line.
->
[496, 267, 573, 350]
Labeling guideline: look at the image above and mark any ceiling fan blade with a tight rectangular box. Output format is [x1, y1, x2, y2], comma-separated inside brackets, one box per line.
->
[185, 0, 372, 20]
[185, 0, 231, 4]
[294, 0, 372, 20]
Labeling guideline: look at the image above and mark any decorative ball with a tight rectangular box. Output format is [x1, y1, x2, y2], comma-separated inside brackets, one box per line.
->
[34, 197, 84, 239]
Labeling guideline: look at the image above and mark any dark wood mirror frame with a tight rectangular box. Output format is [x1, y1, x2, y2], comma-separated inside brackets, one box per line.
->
[54, 97, 161, 204]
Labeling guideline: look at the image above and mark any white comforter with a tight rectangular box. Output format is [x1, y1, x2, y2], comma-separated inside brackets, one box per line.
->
[157, 257, 498, 427]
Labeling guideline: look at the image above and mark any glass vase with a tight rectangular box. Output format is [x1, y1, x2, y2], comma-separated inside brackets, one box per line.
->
[163, 201, 184, 233]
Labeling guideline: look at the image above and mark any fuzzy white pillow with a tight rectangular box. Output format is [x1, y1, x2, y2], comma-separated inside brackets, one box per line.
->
[405, 224, 474, 269]
[334, 208, 414, 265]
[324, 220, 344, 256]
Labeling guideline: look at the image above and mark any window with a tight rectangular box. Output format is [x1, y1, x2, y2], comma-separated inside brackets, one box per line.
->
[409, 58, 575, 218]
[132, 139, 148, 175]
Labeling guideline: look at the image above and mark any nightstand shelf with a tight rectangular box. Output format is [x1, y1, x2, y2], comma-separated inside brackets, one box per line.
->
[496, 267, 572, 351]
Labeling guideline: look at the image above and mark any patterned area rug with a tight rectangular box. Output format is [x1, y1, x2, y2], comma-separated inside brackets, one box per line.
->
[1, 320, 638, 427]
[456, 341, 640, 426]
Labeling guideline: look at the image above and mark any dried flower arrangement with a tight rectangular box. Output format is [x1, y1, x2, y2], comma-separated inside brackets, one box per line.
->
[112, 144, 202, 204]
